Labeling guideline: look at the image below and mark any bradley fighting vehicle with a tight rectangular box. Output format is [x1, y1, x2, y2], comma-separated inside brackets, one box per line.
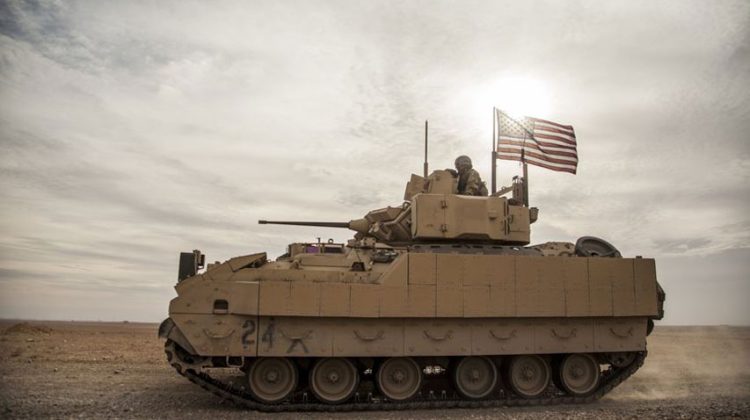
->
[159, 168, 665, 412]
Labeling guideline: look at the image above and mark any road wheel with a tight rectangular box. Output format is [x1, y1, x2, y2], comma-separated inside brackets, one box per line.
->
[309, 358, 359, 404]
[246, 357, 298, 404]
[557, 353, 600, 396]
[607, 352, 636, 368]
[452, 356, 498, 399]
[506, 355, 551, 398]
[377, 357, 422, 401]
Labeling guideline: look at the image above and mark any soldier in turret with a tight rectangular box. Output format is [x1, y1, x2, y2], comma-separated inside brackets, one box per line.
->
[452, 155, 488, 196]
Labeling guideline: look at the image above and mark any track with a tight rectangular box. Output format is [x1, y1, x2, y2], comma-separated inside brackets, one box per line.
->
[164, 340, 647, 412]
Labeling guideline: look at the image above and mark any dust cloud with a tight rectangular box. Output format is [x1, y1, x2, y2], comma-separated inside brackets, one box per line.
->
[608, 326, 750, 401]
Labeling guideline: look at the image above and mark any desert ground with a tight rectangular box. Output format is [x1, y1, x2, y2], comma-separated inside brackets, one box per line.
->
[0, 321, 748, 419]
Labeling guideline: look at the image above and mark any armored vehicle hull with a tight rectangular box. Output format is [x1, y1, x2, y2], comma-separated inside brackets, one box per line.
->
[160, 167, 664, 410]
[160, 237, 664, 410]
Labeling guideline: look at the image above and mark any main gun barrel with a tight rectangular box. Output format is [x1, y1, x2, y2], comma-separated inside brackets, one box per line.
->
[259, 218, 371, 234]
[258, 220, 351, 228]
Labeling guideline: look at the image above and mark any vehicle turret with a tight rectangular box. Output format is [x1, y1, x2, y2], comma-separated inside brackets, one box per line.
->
[260, 169, 536, 246]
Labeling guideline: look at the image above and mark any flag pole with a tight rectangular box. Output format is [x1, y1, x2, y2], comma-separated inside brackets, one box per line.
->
[523, 162, 529, 207]
[491, 107, 497, 194]
[512, 111, 530, 208]
[521, 121, 530, 207]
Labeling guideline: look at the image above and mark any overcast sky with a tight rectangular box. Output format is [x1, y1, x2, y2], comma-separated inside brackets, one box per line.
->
[0, 0, 748, 325]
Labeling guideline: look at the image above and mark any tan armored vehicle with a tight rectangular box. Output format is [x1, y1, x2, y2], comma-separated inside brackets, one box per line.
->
[159, 168, 665, 411]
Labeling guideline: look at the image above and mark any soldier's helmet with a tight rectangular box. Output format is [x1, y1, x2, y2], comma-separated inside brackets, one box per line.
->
[454, 155, 473, 171]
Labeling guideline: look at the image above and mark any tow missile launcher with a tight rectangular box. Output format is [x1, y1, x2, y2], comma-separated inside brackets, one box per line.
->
[159, 165, 665, 411]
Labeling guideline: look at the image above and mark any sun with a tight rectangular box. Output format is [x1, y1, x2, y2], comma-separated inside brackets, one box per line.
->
[469, 76, 551, 120]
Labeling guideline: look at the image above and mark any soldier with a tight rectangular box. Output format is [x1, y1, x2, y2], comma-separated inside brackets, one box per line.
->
[452, 155, 488, 196]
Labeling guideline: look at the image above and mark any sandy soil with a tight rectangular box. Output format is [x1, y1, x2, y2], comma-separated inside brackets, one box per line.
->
[0, 321, 748, 419]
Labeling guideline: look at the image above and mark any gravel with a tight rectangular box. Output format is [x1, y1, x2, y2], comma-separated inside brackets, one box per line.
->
[0, 321, 748, 419]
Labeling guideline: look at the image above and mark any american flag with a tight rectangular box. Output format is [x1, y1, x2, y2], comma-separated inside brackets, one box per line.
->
[495, 109, 578, 174]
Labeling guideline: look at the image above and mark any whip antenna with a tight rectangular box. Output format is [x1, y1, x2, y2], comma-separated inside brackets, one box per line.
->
[423, 120, 429, 177]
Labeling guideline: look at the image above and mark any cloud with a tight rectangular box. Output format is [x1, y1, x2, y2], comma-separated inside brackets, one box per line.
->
[0, 0, 748, 324]
[653, 238, 713, 255]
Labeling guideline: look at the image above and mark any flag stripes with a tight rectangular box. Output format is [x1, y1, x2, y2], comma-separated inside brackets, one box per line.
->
[497, 137, 578, 156]
[534, 132, 576, 146]
[495, 109, 578, 174]
[497, 147, 577, 166]
[498, 143, 578, 162]
[528, 116, 574, 131]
